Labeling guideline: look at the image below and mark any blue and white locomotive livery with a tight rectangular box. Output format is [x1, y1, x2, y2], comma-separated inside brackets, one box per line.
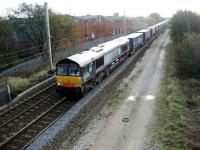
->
[56, 20, 168, 94]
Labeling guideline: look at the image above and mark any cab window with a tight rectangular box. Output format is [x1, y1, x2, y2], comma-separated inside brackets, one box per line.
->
[89, 63, 93, 72]
[69, 66, 81, 76]
[56, 65, 81, 76]
[57, 65, 68, 75]
[83, 66, 89, 74]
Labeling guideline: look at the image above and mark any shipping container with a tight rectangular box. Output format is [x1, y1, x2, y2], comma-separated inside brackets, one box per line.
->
[125, 33, 143, 54]
[137, 29, 151, 42]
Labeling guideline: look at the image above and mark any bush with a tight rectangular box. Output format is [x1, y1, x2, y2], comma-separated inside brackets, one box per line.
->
[181, 78, 200, 106]
[172, 33, 200, 79]
[29, 70, 49, 85]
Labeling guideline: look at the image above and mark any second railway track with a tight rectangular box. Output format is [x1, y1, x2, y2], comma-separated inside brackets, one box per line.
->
[0, 84, 76, 150]
[0, 84, 57, 125]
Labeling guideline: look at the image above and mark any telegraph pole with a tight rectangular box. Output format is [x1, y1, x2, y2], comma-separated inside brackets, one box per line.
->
[187, 14, 191, 34]
[86, 21, 89, 39]
[123, 11, 127, 35]
[44, 2, 53, 71]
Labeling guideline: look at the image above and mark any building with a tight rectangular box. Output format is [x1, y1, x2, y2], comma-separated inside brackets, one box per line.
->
[12, 14, 146, 51]
[75, 15, 124, 41]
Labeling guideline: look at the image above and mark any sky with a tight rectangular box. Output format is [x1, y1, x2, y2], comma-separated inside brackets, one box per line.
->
[0, 0, 200, 18]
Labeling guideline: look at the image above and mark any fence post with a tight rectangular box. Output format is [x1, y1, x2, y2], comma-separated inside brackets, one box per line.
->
[7, 84, 12, 102]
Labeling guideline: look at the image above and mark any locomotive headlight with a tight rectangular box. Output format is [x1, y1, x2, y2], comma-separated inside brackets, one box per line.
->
[75, 83, 80, 87]
[57, 82, 61, 86]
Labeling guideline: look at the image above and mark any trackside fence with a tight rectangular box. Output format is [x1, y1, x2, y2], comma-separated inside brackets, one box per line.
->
[0, 82, 11, 105]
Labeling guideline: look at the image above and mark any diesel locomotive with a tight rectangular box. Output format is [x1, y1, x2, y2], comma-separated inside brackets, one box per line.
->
[56, 20, 168, 94]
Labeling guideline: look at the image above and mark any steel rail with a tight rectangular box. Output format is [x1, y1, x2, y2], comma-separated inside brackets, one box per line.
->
[0, 97, 65, 149]
[21, 113, 64, 150]
[0, 83, 56, 118]
[0, 91, 57, 128]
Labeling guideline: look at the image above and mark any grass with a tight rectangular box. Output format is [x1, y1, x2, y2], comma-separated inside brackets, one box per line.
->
[130, 69, 142, 81]
[153, 43, 200, 149]
[8, 70, 50, 98]
[106, 87, 128, 108]
[157, 77, 187, 149]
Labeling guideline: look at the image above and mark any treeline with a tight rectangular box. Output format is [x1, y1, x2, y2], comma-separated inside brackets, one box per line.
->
[0, 3, 78, 71]
[147, 13, 164, 25]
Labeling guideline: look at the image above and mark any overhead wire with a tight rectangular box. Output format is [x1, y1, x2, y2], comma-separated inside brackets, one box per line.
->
[0, 51, 49, 69]
[0, 37, 70, 58]
[0, 39, 82, 68]
[0, 35, 87, 70]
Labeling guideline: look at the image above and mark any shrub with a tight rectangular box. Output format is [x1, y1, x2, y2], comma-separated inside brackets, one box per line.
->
[29, 70, 49, 85]
[170, 10, 200, 43]
[172, 33, 200, 79]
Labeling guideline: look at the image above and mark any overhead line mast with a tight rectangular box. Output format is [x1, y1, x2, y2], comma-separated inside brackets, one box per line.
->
[44, 2, 53, 71]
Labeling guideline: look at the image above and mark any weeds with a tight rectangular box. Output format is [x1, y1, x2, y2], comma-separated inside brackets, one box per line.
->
[8, 70, 50, 98]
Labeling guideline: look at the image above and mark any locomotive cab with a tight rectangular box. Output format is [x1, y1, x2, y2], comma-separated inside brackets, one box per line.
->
[56, 59, 83, 93]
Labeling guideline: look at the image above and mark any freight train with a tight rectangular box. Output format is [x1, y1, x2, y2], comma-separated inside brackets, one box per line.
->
[56, 20, 168, 94]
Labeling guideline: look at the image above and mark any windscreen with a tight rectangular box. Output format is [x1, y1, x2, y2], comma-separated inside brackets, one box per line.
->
[68, 66, 81, 76]
[56, 65, 68, 76]
[56, 64, 81, 76]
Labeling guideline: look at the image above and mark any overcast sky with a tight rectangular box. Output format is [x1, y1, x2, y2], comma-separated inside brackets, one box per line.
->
[0, 0, 199, 18]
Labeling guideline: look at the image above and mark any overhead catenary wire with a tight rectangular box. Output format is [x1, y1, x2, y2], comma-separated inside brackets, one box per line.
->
[0, 32, 100, 71]
[0, 36, 114, 72]
[0, 39, 81, 69]
[0, 50, 42, 60]
[0, 37, 70, 58]
[0, 44, 44, 58]
[0, 36, 86, 62]
[0, 51, 49, 69]
[0, 43, 69, 69]
[0, 34, 118, 68]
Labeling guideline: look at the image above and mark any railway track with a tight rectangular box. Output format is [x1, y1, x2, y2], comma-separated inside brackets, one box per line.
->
[0, 84, 76, 150]
[0, 84, 56, 125]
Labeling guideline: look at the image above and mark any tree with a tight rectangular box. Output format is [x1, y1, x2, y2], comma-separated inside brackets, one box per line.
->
[8, 3, 46, 52]
[0, 17, 14, 51]
[0, 17, 17, 68]
[147, 13, 163, 25]
[170, 10, 200, 43]
[8, 3, 78, 53]
[173, 33, 200, 78]
[49, 13, 78, 48]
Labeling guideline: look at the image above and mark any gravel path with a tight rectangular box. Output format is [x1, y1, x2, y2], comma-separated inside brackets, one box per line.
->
[59, 31, 170, 150]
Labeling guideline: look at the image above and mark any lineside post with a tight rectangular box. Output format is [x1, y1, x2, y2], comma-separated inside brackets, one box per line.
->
[44, 2, 53, 71]
[7, 84, 11, 102]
